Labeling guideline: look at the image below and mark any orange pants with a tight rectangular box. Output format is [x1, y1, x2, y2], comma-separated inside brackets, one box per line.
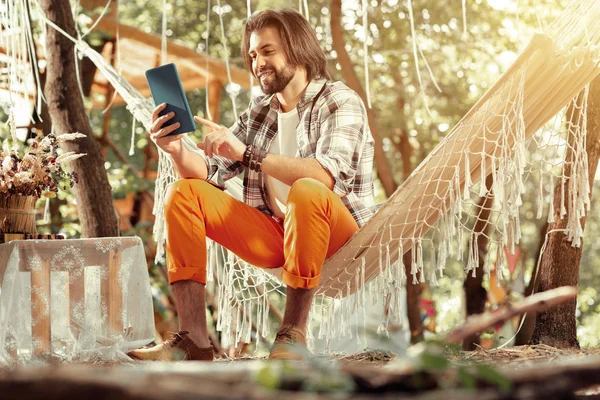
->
[164, 178, 359, 289]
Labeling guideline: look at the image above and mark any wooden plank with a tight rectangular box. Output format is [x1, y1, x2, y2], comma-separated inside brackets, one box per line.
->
[101, 249, 123, 336]
[77, 3, 251, 88]
[30, 256, 51, 356]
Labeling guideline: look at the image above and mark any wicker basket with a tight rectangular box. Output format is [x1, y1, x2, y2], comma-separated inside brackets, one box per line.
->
[0, 194, 38, 234]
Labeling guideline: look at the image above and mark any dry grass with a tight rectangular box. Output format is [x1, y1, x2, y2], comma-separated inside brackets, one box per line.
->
[451, 344, 600, 367]
[215, 345, 600, 368]
[331, 350, 395, 365]
[213, 349, 395, 365]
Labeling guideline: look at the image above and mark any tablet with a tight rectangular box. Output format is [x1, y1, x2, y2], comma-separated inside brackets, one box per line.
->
[145, 63, 196, 136]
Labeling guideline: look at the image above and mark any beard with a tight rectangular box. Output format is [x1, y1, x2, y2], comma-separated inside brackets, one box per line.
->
[257, 63, 296, 95]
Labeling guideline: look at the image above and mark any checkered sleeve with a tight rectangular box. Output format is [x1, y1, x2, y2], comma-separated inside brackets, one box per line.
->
[200, 109, 249, 189]
[315, 91, 368, 197]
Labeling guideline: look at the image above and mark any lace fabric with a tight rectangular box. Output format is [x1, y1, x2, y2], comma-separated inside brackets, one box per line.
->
[0, 237, 154, 366]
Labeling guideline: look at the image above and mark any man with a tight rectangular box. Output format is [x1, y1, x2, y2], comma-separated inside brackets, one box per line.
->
[129, 8, 374, 361]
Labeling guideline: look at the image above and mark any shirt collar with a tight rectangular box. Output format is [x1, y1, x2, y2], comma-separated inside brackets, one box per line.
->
[257, 78, 328, 112]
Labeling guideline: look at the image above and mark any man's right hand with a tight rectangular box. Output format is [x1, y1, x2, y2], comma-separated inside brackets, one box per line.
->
[149, 103, 186, 155]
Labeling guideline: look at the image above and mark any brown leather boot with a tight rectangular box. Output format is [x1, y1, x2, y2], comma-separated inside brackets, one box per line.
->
[268, 325, 308, 360]
[127, 331, 213, 361]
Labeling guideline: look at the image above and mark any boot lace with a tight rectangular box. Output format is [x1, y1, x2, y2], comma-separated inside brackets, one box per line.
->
[275, 326, 299, 344]
[164, 331, 189, 348]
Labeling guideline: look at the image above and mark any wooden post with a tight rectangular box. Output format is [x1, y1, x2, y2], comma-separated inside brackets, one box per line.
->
[207, 80, 223, 124]
[30, 257, 51, 356]
[101, 249, 123, 336]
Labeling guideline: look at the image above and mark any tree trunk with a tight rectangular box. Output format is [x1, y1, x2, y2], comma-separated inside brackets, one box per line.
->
[39, 0, 119, 237]
[514, 222, 547, 345]
[404, 251, 424, 344]
[530, 78, 600, 348]
[330, 0, 397, 197]
[462, 174, 494, 350]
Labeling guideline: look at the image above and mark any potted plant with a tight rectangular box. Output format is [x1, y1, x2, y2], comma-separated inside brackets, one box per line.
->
[0, 131, 85, 235]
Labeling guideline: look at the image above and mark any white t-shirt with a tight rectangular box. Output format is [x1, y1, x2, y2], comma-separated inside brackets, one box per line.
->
[265, 108, 300, 218]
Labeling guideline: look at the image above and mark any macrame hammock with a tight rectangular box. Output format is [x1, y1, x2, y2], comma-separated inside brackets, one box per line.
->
[4, 0, 600, 347]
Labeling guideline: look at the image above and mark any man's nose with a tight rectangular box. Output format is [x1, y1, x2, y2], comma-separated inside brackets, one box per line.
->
[255, 54, 266, 69]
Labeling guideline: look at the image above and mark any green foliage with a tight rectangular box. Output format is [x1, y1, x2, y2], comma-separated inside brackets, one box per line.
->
[408, 340, 512, 392]
[253, 340, 513, 394]
[255, 358, 355, 393]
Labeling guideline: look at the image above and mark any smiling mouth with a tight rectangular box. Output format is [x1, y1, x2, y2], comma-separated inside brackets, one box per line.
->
[258, 70, 273, 81]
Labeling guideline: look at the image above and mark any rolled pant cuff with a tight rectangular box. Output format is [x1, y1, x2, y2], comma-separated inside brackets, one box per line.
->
[282, 269, 321, 289]
[168, 267, 206, 285]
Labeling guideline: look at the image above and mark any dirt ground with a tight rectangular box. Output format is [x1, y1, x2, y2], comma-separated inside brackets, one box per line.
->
[1, 345, 600, 399]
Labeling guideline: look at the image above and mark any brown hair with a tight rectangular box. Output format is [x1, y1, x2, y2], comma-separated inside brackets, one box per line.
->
[241, 9, 331, 81]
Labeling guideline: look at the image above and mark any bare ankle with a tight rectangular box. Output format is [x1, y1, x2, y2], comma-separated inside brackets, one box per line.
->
[281, 286, 316, 331]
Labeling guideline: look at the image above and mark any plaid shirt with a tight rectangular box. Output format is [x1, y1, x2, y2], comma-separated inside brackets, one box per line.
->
[202, 79, 375, 227]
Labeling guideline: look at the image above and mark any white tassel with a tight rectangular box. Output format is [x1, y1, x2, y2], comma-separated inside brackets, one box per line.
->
[457, 222, 464, 261]
[410, 238, 418, 284]
[464, 155, 471, 200]
[129, 116, 136, 156]
[318, 300, 326, 339]
[417, 240, 425, 283]
[479, 154, 487, 197]
[398, 240, 406, 287]
[437, 239, 447, 277]
[472, 234, 480, 276]
[385, 243, 392, 282]
[466, 233, 475, 275]
[378, 243, 384, 280]
[429, 241, 438, 286]
[355, 264, 360, 309]
[361, 256, 366, 309]
[496, 244, 505, 284]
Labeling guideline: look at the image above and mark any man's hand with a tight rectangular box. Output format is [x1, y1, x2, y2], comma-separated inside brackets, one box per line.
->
[195, 116, 246, 161]
[149, 103, 186, 155]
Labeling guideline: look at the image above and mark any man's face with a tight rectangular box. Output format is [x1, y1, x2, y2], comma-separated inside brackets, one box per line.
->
[248, 26, 296, 95]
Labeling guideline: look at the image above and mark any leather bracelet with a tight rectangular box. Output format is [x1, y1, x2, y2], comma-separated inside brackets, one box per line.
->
[241, 144, 253, 167]
[254, 146, 266, 173]
[249, 145, 267, 173]
[242, 144, 267, 172]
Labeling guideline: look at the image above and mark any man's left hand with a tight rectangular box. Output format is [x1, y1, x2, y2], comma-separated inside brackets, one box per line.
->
[195, 116, 246, 161]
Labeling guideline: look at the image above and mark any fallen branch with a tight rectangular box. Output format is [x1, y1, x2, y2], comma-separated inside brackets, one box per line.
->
[445, 286, 577, 345]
